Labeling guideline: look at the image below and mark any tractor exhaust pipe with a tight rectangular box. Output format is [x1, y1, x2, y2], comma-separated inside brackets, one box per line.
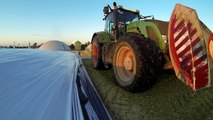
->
[113, 2, 119, 40]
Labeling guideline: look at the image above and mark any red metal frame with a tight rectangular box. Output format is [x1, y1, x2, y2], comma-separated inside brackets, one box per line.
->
[169, 13, 209, 90]
[208, 34, 213, 62]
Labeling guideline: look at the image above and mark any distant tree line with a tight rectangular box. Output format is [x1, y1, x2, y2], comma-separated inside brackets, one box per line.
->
[0, 42, 43, 49]
[0, 41, 91, 50]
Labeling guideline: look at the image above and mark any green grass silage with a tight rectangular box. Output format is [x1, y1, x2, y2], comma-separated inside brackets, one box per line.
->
[83, 59, 213, 120]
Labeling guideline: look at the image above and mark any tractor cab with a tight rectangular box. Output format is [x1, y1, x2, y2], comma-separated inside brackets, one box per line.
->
[103, 3, 140, 39]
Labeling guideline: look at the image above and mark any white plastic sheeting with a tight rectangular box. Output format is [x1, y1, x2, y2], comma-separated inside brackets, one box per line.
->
[39, 40, 71, 51]
[0, 49, 111, 120]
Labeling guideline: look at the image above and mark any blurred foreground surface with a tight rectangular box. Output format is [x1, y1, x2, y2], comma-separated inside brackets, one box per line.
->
[0, 49, 111, 120]
[83, 59, 213, 120]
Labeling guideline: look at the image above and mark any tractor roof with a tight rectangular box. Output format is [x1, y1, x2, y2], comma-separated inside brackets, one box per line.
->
[117, 5, 140, 14]
[104, 6, 140, 20]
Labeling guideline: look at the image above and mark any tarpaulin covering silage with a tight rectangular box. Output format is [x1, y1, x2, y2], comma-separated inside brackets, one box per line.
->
[0, 49, 111, 120]
[39, 40, 71, 51]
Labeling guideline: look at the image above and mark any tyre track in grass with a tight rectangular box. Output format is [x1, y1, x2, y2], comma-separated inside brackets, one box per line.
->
[83, 59, 213, 120]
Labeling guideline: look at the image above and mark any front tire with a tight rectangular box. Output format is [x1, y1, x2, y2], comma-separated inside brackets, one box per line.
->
[113, 33, 161, 92]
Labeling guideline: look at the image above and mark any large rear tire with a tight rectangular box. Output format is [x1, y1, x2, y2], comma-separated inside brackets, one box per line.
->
[113, 33, 161, 92]
[91, 36, 104, 69]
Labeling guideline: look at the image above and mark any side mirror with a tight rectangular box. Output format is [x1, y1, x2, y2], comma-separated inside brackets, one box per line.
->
[103, 6, 109, 15]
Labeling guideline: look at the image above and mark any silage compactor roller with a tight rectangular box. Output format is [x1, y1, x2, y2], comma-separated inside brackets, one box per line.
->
[91, 2, 213, 92]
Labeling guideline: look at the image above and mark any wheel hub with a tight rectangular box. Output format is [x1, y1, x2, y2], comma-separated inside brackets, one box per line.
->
[124, 57, 133, 71]
[92, 43, 98, 62]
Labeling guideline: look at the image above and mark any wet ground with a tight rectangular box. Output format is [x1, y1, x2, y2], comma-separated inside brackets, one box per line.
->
[83, 59, 213, 120]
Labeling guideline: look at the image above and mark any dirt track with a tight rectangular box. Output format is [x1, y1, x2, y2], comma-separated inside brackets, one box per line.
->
[83, 59, 213, 120]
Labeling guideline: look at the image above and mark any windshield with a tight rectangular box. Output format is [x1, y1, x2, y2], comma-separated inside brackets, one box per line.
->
[117, 9, 139, 24]
[104, 8, 139, 33]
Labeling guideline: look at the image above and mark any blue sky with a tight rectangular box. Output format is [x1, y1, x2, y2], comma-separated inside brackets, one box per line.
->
[0, 0, 212, 46]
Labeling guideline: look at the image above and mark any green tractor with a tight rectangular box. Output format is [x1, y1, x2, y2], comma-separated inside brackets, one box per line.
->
[91, 2, 212, 92]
